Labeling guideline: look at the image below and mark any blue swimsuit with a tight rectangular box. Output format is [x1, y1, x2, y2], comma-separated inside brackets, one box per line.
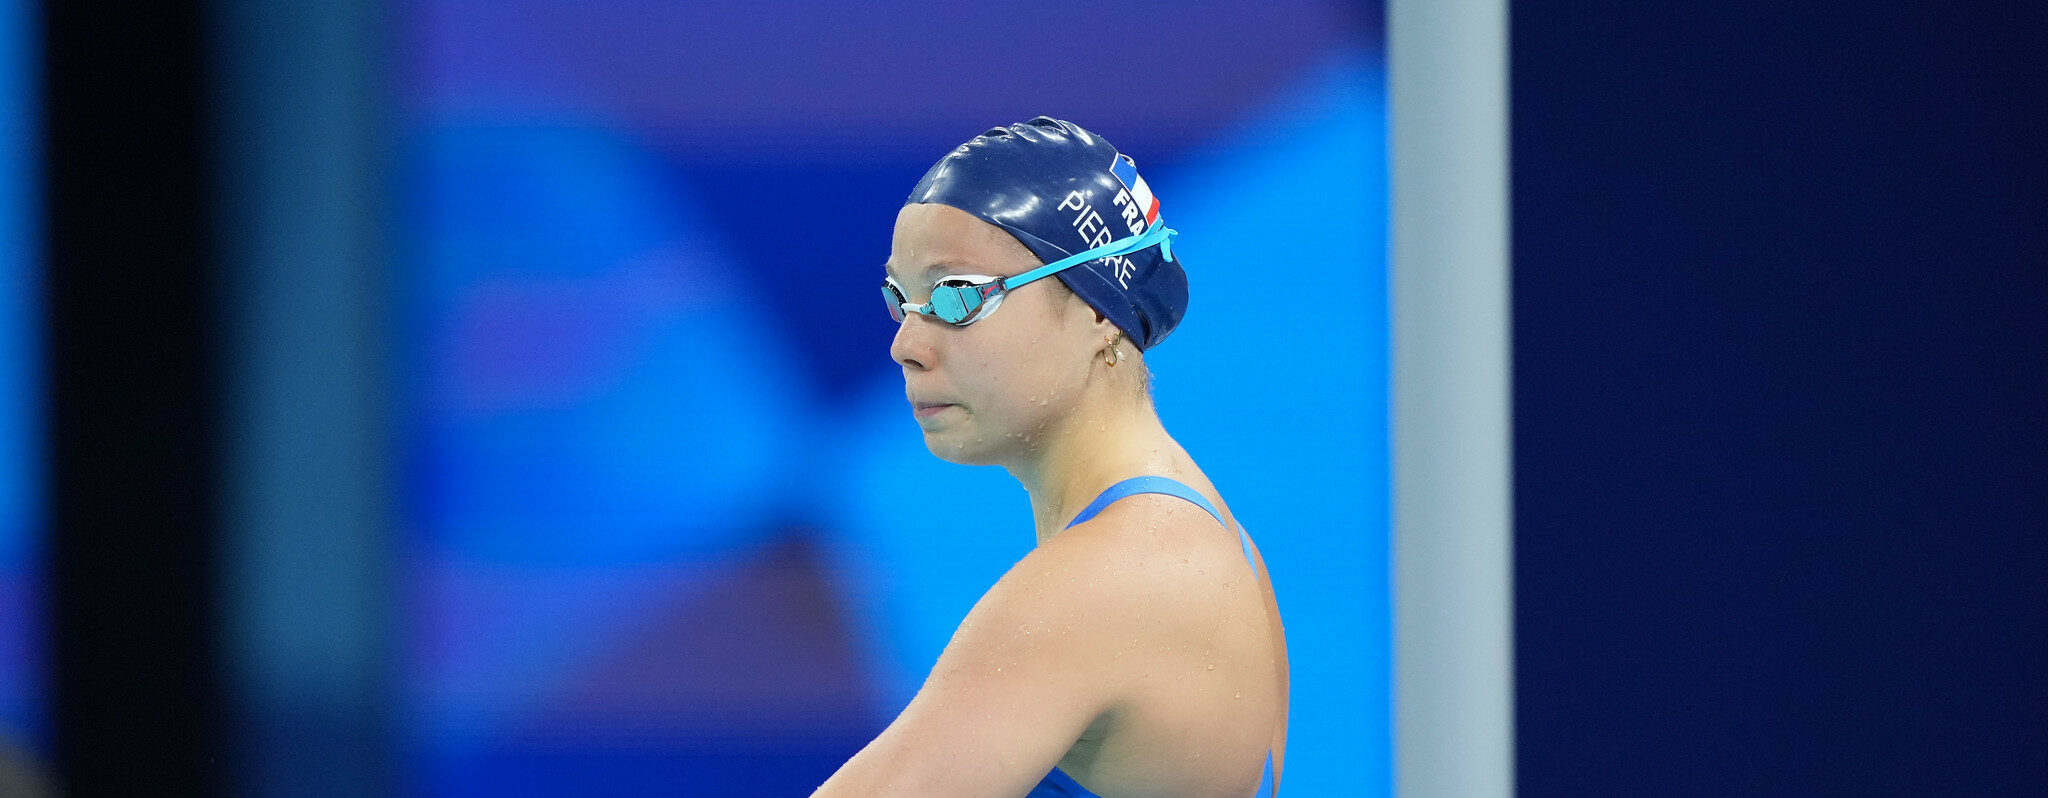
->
[1023, 476, 1278, 798]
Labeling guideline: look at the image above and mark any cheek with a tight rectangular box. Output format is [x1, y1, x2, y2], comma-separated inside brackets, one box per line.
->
[949, 303, 1094, 422]
[955, 337, 1067, 417]
[1003, 343, 1092, 427]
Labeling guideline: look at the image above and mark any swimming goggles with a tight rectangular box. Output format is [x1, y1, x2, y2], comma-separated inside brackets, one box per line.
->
[883, 223, 1176, 326]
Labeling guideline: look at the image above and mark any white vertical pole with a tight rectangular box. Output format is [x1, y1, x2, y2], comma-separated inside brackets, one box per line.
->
[1389, 0, 1515, 796]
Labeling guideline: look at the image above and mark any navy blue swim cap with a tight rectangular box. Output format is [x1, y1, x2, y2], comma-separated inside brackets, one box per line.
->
[906, 117, 1186, 350]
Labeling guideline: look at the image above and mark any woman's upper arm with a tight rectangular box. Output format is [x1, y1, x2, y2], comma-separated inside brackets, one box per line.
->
[814, 543, 1129, 796]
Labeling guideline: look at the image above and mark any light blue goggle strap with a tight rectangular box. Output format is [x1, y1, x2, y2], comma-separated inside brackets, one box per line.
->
[1001, 222, 1177, 291]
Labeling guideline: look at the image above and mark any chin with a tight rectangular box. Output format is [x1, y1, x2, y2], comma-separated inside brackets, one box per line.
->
[920, 428, 1007, 467]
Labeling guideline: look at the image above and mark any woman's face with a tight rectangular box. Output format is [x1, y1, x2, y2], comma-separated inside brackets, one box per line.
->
[886, 202, 1107, 466]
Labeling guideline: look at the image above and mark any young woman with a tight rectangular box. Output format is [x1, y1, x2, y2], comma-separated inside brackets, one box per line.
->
[816, 118, 1288, 798]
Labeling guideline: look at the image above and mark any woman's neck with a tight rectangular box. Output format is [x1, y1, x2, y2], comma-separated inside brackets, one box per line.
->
[1009, 391, 1189, 545]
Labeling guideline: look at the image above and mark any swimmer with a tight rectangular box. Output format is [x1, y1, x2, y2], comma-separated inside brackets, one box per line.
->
[814, 118, 1287, 798]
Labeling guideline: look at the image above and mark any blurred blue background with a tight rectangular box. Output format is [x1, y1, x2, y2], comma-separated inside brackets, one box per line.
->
[0, 0, 40, 752]
[391, 2, 1386, 796]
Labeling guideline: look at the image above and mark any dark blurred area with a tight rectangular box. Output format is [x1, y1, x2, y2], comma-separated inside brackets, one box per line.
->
[42, 0, 225, 795]
[1513, 1, 2047, 795]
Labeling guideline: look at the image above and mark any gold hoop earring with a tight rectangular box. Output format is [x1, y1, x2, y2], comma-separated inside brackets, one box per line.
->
[1104, 332, 1124, 367]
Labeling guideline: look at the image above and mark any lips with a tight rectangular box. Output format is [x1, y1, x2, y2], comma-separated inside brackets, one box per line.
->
[910, 400, 956, 419]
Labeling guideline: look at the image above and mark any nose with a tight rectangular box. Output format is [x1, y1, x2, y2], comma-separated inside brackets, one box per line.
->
[890, 312, 937, 371]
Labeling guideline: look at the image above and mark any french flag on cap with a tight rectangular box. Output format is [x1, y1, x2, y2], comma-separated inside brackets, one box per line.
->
[1109, 153, 1161, 228]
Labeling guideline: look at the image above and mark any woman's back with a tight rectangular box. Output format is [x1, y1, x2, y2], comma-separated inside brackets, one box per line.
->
[1033, 476, 1288, 798]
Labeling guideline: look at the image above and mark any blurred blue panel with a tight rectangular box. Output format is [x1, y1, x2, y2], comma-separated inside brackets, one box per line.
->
[216, 0, 393, 793]
[401, 121, 803, 566]
[403, 0, 1379, 162]
[398, 119, 825, 792]
[0, 0, 42, 750]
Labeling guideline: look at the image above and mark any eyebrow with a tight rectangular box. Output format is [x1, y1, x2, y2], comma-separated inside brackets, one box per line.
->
[884, 260, 980, 284]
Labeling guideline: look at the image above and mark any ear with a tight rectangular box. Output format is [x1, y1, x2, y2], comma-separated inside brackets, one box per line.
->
[1089, 310, 1130, 360]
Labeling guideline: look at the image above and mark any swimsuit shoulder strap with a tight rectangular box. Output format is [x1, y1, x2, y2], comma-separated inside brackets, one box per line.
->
[1065, 476, 1221, 527]
[1064, 476, 1258, 570]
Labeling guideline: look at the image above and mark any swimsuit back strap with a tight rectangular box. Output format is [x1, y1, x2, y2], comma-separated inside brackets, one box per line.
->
[1064, 476, 1259, 570]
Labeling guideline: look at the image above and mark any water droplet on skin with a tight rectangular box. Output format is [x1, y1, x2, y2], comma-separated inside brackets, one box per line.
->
[1234, 691, 1242, 699]
[1206, 664, 1215, 670]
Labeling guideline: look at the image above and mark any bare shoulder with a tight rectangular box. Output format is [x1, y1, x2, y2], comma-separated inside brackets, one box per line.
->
[1010, 493, 1265, 650]
[1048, 490, 1256, 582]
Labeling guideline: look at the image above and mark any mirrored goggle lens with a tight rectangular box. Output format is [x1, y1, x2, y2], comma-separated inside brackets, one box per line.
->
[881, 280, 909, 322]
[927, 281, 985, 323]
[884, 276, 1004, 326]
